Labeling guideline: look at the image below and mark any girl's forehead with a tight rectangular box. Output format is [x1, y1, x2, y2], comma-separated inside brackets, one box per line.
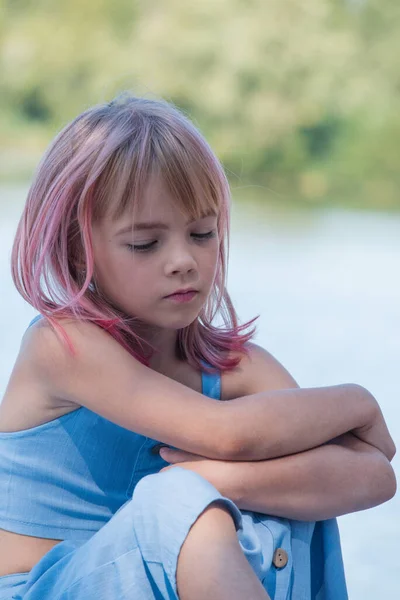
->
[109, 173, 218, 225]
[122, 182, 189, 221]
[138, 176, 179, 211]
[115, 199, 216, 232]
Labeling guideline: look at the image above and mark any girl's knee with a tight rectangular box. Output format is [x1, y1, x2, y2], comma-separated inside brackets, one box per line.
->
[130, 467, 242, 566]
[131, 466, 215, 515]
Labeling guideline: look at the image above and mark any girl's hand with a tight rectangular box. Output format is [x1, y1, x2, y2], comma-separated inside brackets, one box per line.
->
[159, 447, 205, 467]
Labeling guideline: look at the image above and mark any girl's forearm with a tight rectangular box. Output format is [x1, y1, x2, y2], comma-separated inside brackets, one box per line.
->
[221, 433, 397, 520]
[225, 383, 378, 461]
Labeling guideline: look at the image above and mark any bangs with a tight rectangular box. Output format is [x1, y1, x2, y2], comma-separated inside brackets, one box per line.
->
[92, 111, 227, 225]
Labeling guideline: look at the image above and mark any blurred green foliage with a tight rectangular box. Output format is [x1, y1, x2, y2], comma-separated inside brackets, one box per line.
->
[0, 0, 399, 208]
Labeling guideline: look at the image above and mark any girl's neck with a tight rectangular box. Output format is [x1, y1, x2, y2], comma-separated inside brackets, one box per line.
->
[134, 323, 179, 369]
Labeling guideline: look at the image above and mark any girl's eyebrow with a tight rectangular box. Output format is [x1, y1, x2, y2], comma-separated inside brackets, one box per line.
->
[115, 210, 217, 236]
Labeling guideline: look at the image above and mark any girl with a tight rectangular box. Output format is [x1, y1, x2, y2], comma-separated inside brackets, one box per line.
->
[0, 93, 395, 600]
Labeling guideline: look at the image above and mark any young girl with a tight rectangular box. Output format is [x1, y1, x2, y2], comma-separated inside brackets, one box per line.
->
[0, 93, 395, 600]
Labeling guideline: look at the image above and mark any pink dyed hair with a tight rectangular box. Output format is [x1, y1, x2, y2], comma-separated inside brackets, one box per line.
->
[11, 93, 258, 372]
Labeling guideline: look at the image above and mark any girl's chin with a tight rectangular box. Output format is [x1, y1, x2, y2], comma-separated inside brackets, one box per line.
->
[130, 315, 199, 331]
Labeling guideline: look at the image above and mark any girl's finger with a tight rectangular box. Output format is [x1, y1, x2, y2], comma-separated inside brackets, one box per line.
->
[159, 448, 201, 462]
[159, 448, 181, 462]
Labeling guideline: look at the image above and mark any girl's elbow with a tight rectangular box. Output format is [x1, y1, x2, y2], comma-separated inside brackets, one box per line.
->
[219, 406, 251, 460]
[221, 430, 248, 460]
[369, 461, 397, 507]
[389, 439, 397, 463]
[381, 464, 397, 502]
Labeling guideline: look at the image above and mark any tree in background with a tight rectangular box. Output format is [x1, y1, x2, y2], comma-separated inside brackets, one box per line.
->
[0, 0, 399, 207]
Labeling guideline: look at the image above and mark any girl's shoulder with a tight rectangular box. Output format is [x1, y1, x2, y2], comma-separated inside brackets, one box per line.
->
[0, 317, 82, 433]
[221, 342, 299, 400]
[19, 315, 109, 398]
[22, 315, 113, 362]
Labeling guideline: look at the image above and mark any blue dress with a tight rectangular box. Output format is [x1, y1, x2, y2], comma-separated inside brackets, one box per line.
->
[0, 316, 348, 599]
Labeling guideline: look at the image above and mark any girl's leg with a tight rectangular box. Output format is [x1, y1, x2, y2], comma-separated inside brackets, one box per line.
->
[177, 503, 270, 600]
[12, 469, 271, 600]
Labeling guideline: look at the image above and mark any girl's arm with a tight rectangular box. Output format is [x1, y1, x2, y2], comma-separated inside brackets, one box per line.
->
[225, 346, 395, 462]
[224, 432, 396, 519]
[160, 433, 396, 520]
[224, 344, 396, 517]
[26, 319, 394, 461]
[160, 344, 396, 520]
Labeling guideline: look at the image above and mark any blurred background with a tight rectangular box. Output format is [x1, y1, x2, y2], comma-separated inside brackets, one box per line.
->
[0, 1, 399, 597]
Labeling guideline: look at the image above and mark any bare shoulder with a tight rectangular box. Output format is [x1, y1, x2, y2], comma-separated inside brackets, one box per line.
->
[19, 316, 117, 401]
[221, 342, 299, 400]
[22, 316, 128, 384]
[0, 318, 87, 432]
[23, 316, 109, 358]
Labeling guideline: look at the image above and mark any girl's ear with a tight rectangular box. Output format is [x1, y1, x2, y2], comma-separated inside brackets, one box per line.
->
[73, 250, 87, 272]
[70, 253, 88, 284]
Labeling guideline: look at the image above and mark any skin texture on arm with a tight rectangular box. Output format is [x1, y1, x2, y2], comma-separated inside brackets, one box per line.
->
[160, 343, 397, 520]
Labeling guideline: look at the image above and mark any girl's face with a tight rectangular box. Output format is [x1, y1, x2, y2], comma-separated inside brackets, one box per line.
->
[91, 174, 220, 331]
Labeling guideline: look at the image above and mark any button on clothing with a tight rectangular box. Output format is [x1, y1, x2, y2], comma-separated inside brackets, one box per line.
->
[0, 315, 348, 599]
[273, 548, 289, 569]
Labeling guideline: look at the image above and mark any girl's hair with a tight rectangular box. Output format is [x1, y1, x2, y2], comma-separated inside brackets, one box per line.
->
[12, 92, 258, 372]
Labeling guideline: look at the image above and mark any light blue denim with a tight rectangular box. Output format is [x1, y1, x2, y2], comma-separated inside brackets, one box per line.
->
[0, 315, 348, 599]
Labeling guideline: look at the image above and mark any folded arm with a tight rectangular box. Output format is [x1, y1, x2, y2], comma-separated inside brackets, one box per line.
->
[161, 432, 396, 520]
[161, 343, 397, 520]
[228, 344, 396, 518]
[218, 432, 396, 519]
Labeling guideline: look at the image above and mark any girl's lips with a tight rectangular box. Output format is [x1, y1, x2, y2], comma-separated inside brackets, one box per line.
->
[164, 291, 198, 303]
[166, 288, 198, 296]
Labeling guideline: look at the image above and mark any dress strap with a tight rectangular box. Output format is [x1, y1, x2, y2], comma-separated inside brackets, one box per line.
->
[200, 361, 221, 401]
[28, 314, 43, 328]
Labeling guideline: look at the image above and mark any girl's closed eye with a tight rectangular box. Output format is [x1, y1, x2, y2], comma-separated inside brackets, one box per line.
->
[126, 241, 157, 253]
[192, 230, 216, 241]
[127, 230, 216, 253]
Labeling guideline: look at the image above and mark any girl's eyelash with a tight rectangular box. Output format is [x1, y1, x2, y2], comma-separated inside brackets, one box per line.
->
[127, 230, 216, 253]
[127, 241, 157, 252]
[192, 231, 216, 241]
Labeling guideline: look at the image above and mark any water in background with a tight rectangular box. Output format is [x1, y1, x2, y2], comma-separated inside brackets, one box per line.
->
[1, 184, 399, 598]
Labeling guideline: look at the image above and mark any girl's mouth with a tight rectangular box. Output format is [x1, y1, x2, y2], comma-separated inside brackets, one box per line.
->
[164, 291, 198, 303]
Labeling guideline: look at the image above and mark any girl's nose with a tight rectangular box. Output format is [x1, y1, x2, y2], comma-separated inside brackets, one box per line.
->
[164, 247, 197, 276]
